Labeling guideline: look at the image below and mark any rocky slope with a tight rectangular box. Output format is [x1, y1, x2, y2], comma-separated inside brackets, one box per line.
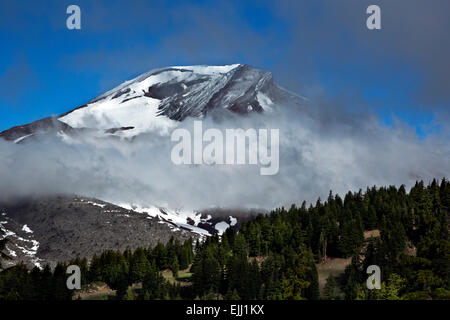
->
[0, 195, 200, 268]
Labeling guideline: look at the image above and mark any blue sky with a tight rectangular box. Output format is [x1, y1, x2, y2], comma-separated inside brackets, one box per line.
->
[0, 0, 448, 137]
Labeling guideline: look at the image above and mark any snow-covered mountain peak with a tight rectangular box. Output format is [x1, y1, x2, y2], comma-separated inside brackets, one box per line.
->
[55, 64, 279, 138]
[0, 64, 296, 143]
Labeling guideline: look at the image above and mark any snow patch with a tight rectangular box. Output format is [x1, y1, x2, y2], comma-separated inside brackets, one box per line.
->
[86, 201, 106, 208]
[114, 202, 211, 236]
[59, 96, 177, 137]
[172, 64, 240, 75]
[257, 92, 273, 112]
[6, 245, 17, 257]
[0, 227, 15, 238]
[14, 134, 34, 144]
[214, 221, 230, 235]
[22, 224, 33, 233]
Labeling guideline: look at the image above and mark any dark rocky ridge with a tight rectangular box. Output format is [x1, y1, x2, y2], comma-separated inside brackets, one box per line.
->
[154, 64, 277, 120]
[0, 117, 74, 142]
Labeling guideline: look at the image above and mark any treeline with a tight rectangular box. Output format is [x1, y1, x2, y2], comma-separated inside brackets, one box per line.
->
[0, 238, 193, 300]
[0, 263, 73, 300]
[87, 237, 193, 298]
[191, 232, 319, 299]
[0, 179, 449, 300]
[342, 179, 450, 300]
[189, 178, 449, 300]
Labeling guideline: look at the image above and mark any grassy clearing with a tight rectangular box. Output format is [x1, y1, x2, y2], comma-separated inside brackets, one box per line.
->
[364, 229, 380, 240]
[161, 265, 193, 286]
[73, 281, 116, 300]
[316, 229, 380, 298]
[316, 257, 352, 297]
[177, 272, 193, 280]
[75, 267, 193, 300]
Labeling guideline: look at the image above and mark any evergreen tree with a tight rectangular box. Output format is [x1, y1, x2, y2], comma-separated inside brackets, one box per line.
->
[129, 248, 151, 284]
[171, 256, 179, 279]
[323, 274, 337, 300]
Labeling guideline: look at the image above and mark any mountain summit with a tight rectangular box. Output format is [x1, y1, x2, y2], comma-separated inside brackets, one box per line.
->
[1, 64, 296, 143]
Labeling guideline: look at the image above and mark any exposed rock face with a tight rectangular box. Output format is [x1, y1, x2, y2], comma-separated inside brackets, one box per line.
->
[0, 117, 74, 143]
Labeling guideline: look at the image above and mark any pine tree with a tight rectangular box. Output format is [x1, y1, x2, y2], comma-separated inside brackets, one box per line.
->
[323, 274, 337, 300]
[130, 248, 151, 284]
[171, 256, 179, 279]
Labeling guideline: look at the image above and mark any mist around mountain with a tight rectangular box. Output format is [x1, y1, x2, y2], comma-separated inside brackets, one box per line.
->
[0, 64, 448, 212]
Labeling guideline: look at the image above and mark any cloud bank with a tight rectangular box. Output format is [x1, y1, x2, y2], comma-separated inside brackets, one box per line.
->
[0, 96, 448, 211]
